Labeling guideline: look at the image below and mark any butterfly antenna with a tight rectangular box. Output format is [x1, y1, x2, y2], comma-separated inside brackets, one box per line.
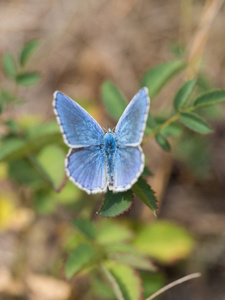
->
[102, 127, 107, 133]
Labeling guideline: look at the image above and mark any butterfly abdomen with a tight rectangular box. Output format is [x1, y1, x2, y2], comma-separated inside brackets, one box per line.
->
[104, 131, 116, 185]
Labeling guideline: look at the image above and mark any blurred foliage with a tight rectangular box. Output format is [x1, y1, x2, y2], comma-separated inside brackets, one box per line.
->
[1, 39, 225, 299]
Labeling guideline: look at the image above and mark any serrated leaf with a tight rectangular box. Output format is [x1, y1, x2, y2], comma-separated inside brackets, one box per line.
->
[132, 177, 157, 216]
[20, 39, 39, 67]
[134, 221, 195, 264]
[155, 133, 171, 151]
[2, 53, 17, 79]
[97, 190, 133, 217]
[73, 218, 96, 240]
[142, 166, 152, 176]
[141, 60, 186, 99]
[179, 112, 213, 134]
[103, 264, 142, 300]
[174, 78, 196, 111]
[36, 145, 65, 190]
[193, 90, 225, 108]
[101, 80, 127, 120]
[16, 72, 40, 86]
[65, 244, 96, 278]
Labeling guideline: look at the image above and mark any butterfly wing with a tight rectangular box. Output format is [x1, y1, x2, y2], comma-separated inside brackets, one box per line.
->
[53, 91, 104, 147]
[109, 146, 144, 192]
[115, 88, 150, 146]
[66, 146, 107, 194]
[111, 88, 150, 191]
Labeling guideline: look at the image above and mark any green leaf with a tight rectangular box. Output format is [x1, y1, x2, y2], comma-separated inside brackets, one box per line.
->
[160, 122, 183, 137]
[97, 190, 133, 217]
[16, 72, 40, 86]
[109, 251, 155, 271]
[132, 177, 157, 216]
[97, 220, 133, 245]
[36, 145, 65, 190]
[2, 53, 17, 78]
[107, 244, 156, 271]
[4, 119, 21, 134]
[103, 264, 142, 300]
[0, 90, 14, 113]
[145, 113, 157, 134]
[91, 278, 115, 300]
[65, 244, 96, 278]
[0, 90, 14, 102]
[53, 180, 82, 204]
[9, 158, 42, 186]
[179, 112, 213, 134]
[193, 90, 225, 109]
[101, 80, 127, 120]
[140, 272, 165, 299]
[134, 221, 195, 264]
[142, 166, 152, 176]
[20, 39, 39, 67]
[155, 133, 171, 151]
[73, 218, 96, 240]
[174, 78, 196, 111]
[0, 122, 61, 162]
[141, 60, 186, 99]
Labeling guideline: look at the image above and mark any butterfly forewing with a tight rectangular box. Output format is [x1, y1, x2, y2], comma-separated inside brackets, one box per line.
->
[115, 88, 150, 146]
[53, 92, 104, 147]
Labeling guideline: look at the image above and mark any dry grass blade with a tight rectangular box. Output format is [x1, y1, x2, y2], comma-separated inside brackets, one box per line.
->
[145, 272, 201, 300]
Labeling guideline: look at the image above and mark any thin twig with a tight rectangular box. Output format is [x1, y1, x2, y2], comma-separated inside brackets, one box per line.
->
[186, 0, 225, 79]
[145, 272, 201, 300]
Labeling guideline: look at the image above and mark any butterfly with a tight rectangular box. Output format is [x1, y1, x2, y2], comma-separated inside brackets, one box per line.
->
[53, 87, 150, 194]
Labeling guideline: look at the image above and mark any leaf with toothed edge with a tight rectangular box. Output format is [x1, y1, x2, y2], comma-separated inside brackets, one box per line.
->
[97, 190, 133, 217]
[132, 177, 157, 216]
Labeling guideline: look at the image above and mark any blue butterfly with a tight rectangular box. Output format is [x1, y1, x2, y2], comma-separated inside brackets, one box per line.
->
[53, 88, 150, 194]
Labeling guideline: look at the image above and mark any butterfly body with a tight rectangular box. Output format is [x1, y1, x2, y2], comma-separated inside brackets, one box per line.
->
[53, 88, 150, 194]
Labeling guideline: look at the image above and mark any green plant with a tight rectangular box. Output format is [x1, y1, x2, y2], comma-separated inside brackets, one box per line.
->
[1, 37, 225, 299]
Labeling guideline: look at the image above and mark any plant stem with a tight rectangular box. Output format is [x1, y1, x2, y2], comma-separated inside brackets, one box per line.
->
[143, 113, 180, 143]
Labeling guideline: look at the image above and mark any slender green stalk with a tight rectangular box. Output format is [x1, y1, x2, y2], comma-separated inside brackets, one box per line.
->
[143, 105, 197, 144]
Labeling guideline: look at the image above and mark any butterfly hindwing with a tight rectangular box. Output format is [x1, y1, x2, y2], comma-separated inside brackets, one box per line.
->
[66, 146, 107, 194]
[53, 92, 104, 147]
[110, 146, 144, 192]
[115, 88, 150, 146]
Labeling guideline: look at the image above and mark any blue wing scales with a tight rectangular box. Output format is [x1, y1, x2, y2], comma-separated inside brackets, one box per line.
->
[53, 92, 104, 147]
[66, 146, 107, 194]
[110, 146, 144, 192]
[115, 88, 150, 146]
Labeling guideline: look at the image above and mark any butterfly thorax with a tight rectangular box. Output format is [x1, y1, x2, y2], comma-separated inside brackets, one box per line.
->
[104, 131, 116, 154]
[104, 131, 116, 185]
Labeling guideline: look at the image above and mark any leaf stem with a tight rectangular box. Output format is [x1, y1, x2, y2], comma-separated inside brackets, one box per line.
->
[143, 112, 180, 143]
[143, 104, 198, 143]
